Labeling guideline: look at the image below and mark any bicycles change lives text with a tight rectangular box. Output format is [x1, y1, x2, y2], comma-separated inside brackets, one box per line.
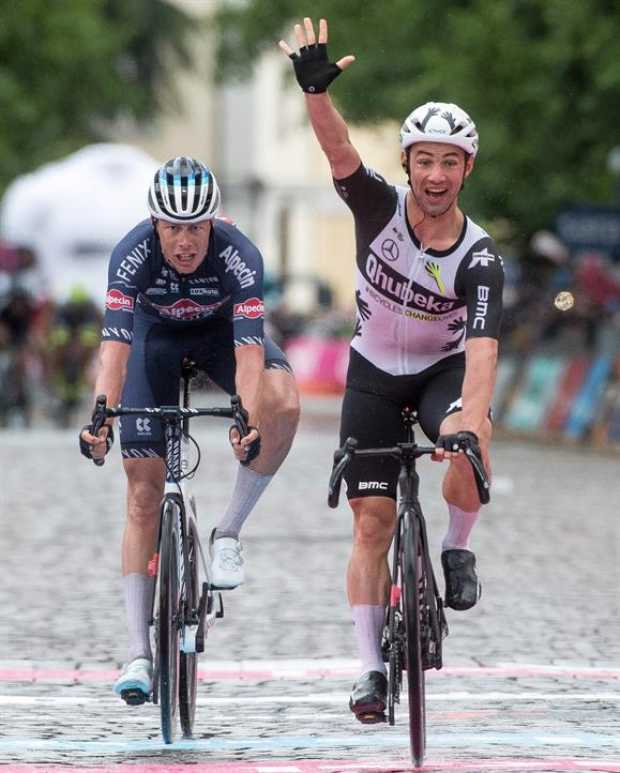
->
[89, 360, 251, 744]
[329, 406, 490, 767]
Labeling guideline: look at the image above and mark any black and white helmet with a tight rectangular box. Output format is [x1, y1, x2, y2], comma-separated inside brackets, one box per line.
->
[400, 102, 479, 157]
[147, 156, 220, 223]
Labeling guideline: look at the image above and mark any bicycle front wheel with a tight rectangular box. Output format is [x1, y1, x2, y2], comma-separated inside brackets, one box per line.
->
[402, 512, 426, 766]
[179, 520, 199, 738]
[157, 501, 181, 744]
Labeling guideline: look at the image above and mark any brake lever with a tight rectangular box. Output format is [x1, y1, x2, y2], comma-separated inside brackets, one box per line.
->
[327, 437, 357, 509]
[464, 446, 490, 505]
[230, 394, 249, 438]
[90, 394, 108, 468]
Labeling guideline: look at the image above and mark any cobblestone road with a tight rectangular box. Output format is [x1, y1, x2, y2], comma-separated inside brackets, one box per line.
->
[0, 397, 619, 772]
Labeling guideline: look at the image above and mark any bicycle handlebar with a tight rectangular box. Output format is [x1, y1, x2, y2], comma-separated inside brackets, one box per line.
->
[327, 435, 491, 509]
[89, 393, 250, 467]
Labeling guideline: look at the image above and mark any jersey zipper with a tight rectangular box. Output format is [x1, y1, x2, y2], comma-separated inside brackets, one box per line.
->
[397, 243, 426, 376]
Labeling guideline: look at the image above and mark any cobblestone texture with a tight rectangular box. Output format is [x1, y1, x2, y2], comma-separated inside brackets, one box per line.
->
[0, 396, 619, 770]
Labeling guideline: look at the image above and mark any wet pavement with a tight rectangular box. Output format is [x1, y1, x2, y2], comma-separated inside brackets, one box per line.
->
[1, 396, 619, 771]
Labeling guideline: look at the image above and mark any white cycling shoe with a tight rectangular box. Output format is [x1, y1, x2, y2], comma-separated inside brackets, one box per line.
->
[113, 657, 153, 705]
[209, 531, 245, 589]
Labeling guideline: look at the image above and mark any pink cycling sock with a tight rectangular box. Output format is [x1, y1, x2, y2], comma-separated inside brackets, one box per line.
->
[442, 503, 480, 551]
[351, 604, 386, 676]
[123, 573, 154, 663]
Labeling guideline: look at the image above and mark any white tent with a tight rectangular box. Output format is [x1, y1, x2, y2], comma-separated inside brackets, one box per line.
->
[0, 143, 160, 303]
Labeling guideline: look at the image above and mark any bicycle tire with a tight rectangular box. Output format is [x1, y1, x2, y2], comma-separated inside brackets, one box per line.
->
[401, 511, 426, 766]
[158, 501, 181, 744]
[179, 520, 199, 738]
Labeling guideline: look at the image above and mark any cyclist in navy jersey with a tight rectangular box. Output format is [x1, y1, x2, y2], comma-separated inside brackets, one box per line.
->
[281, 19, 503, 722]
[79, 157, 299, 703]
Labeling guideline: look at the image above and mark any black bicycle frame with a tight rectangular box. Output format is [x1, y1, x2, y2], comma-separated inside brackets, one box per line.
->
[389, 410, 446, 673]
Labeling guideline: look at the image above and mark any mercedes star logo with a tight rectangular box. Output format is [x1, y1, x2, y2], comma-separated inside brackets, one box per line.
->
[381, 239, 399, 262]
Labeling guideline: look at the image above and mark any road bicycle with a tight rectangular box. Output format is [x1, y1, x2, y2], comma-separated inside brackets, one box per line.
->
[90, 361, 250, 743]
[328, 406, 490, 767]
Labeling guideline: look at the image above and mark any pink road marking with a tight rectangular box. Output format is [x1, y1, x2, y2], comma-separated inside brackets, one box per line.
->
[3, 758, 620, 772]
[0, 664, 618, 684]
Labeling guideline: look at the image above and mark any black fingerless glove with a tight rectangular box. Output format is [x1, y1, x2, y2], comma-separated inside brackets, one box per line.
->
[436, 430, 479, 453]
[290, 43, 342, 93]
[79, 423, 114, 459]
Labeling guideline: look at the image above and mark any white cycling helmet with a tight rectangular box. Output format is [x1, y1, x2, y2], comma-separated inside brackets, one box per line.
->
[148, 156, 220, 223]
[400, 102, 479, 157]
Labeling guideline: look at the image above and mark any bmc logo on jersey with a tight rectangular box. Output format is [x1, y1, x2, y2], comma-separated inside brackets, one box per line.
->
[105, 288, 134, 312]
[473, 285, 490, 330]
[359, 481, 389, 490]
[234, 298, 264, 319]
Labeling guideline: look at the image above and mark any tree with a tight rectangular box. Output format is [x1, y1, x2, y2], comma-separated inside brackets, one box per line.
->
[212, 0, 620, 235]
[0, 0, 196, 194]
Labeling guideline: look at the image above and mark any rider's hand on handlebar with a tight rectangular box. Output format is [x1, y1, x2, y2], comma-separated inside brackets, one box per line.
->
[79, 423, 114, 461]
[229, 425, 261, 465]
[433, 430, 480, 461]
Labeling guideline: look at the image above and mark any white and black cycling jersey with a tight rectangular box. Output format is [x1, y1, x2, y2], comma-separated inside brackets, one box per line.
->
[334, 164, 504, 376]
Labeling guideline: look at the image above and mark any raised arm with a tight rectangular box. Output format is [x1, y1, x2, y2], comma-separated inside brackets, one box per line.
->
[279, 17, 361, 179]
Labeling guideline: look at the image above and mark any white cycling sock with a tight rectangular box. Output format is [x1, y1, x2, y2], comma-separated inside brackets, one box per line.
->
[215, 466, 273, 539]
[123, 573, 154, 663]
[442, 504, 480, 551]
[352, 604, 386, 675]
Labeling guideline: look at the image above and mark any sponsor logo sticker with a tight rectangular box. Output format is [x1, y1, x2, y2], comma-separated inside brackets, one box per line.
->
[157, 298, 210, 320]
[136, 417, 151, 434]
[468, 247, 496, 269]
[233, 297, 264, 319]
[424, 261, 446, 294]
[473, 285, 490, 330]
[105, 288, 134, 312]
[190, 287, 219, 296]
[381, 238, 399, 262]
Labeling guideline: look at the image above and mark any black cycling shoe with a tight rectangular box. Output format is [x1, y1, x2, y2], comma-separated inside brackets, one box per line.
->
[120, 688, 149, 706]
[349, 670, 387, 724]
[441, 548, 481, 610]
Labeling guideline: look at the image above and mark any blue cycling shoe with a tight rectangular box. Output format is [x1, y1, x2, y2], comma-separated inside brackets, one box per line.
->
[113, 657, 152, 705]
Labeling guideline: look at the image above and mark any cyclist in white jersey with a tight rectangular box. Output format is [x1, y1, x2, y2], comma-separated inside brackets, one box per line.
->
[281, 18, 504, 722]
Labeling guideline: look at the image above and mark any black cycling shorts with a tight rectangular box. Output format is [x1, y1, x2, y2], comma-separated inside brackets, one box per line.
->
[119, 310, 291, 458]
[339, 348, 466, 500]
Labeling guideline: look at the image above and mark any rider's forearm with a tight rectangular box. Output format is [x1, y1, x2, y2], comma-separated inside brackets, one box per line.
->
[234, 345, 264, 427]
[305, 93, 361, 178]
[460, 338, 498, 435]
[93, 340, 131, 416]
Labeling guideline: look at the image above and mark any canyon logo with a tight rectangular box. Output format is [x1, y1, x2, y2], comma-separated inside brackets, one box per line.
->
[234, 297, 264, 319]
[105, 288, 134, 312]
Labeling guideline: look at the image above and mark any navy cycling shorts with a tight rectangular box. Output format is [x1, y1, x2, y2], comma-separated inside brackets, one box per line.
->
[119, 311, 291, 458]
[339, 348, 467, 500]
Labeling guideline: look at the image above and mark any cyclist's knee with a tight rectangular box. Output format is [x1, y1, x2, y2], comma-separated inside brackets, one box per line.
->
[124, 458, 164, 527]
[350, 497, 395, 553]
[263, 371, 300, 428]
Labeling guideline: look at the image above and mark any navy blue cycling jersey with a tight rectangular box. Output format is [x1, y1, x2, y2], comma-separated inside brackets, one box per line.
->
[102, 219, 265, 347]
